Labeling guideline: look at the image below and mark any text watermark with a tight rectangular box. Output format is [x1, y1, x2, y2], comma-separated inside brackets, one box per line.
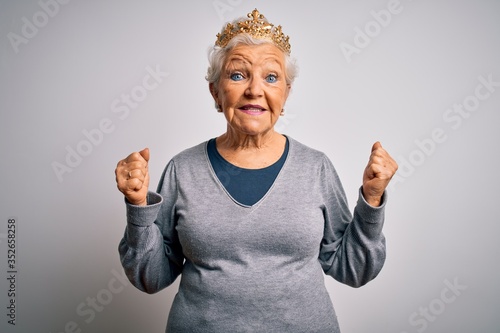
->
[400, 277, 467, 333]
[49, 268, 129, 333]
[390, 73, 499, 191]
[51, 65, 169, 183]
[212, 0, 244, 22]
[7, 0, 72, 54]
[339, 0, 418, 64]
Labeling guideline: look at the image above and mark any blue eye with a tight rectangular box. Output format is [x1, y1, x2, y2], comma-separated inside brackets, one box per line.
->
[230, 73, 244, 81]
[266, 74, 278, 83]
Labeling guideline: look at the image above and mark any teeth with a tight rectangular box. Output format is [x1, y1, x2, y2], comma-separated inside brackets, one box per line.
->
[242, 107, 263, 111]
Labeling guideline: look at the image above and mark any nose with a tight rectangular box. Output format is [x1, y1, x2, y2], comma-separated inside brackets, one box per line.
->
[244, 76, 264, 98]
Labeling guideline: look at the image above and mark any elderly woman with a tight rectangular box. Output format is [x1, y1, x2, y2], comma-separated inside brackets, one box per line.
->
[115, 9, 398, 333]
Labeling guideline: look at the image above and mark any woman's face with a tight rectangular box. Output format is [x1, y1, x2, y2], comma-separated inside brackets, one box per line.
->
[210, 43, 290, 137]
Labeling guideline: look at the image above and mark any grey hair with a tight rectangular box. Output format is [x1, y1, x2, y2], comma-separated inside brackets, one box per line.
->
[206, 34, 298, 90]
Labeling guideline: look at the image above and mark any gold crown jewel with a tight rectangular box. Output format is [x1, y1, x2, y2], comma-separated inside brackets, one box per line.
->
[215, 9, 291, 54]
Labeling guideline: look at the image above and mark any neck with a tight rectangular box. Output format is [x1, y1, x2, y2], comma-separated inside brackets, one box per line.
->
[217, 127, 283, 151]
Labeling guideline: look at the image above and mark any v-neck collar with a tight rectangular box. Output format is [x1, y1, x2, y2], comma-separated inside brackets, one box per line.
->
[204, 136, 292, 208]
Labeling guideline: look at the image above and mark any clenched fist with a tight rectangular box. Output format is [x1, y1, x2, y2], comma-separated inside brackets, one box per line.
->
[115, 148, 150, 206]
[362, 142, 398, 207]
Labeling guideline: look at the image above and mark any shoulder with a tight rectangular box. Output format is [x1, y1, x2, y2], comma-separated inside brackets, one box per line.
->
[286, 136, 340, 179]
[287, 136, 329, 164]
[159, 141, 209, 178]
[157, 141, 210, 190]
[169, 141, 208, 165]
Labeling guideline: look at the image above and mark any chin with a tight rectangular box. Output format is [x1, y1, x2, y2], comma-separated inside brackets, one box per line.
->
[233, 122, 272, 135]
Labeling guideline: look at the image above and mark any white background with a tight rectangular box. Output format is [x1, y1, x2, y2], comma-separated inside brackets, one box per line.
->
[1, 0, 499, 332]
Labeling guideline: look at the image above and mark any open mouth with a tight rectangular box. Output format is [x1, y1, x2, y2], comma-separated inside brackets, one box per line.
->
[239, 104, 266, 114]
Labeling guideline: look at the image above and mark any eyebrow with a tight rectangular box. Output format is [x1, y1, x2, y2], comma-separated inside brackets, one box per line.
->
[224, 61, 283, 76]
[226, 52, 283, 66]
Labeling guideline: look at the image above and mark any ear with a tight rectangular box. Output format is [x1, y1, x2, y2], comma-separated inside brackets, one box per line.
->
[284, 83, 291, 101]
[209, 83, 219, 105]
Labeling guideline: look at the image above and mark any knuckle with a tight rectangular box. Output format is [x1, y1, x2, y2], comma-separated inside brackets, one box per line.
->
[125, 153, 137, 162]
[129, 152, 144, 162]
[128, 161, 143, 170]
[127, 178, 141, 189]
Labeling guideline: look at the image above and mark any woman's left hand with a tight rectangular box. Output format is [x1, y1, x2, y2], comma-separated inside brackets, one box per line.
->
[362, 142, 398, 207]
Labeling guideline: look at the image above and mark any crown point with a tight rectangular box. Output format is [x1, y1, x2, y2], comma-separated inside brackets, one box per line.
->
[214, 8, 291, 55]
[249, 9, 262, 21]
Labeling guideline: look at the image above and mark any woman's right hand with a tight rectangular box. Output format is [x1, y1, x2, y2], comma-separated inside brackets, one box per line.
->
[115, 148, 150, 206]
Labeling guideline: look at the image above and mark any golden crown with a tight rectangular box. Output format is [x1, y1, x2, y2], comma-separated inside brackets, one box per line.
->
[215, 9, 291, 54]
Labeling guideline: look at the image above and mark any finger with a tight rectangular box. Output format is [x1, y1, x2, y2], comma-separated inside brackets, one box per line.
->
[365, 162, 383, 178]
[369, 159, 399, 179]
[116, 159, 127, 168]
[128, 169, 145, 182]
[369, 145, 394, 165]
[116, 175, 132, 193]
[369, 155, 398, 173]
[139, 148, 150, 162]
[117, 167, 144, 186]
[124, 161, 148, 175]
[368, 155, 387, 168]
[116, 166, 129, 184]
[371, 141, 382, 152]
[125, 178, 144, 191]
[125, 151, 148, 164]
[373, 151, 398, 171]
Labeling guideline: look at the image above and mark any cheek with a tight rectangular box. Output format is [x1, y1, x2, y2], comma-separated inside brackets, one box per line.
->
[270, 87, 288, 107]
[220, 87, 240, 107]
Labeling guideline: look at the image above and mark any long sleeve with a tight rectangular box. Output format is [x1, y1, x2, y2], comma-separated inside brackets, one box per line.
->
[318, 155, 386, 288]
[118, 160, 184, 294]
[116, 139, 387, 332]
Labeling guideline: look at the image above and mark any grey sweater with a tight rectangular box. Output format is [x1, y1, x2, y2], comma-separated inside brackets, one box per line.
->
[119, 137, 387, 333]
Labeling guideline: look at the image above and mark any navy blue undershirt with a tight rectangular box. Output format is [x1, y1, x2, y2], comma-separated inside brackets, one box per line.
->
[207, 137, 289, 206]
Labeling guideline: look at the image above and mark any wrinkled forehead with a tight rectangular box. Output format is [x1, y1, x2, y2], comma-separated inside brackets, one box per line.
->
[224, 44, 286, 69]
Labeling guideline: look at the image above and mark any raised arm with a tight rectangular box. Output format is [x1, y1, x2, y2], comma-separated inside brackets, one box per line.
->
[115, 150, 184, 293]
[320, 142, 398, 287]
